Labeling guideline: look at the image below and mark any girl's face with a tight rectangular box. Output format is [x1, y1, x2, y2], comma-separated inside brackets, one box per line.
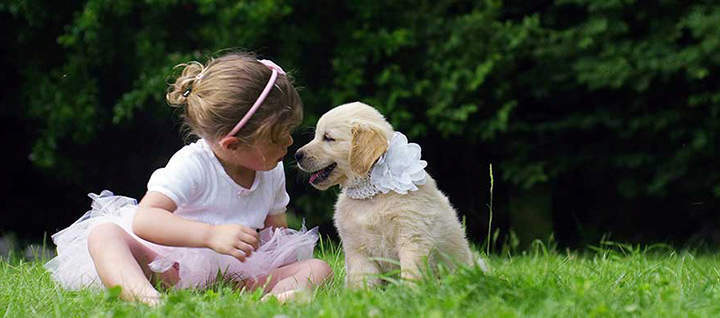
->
[233, 132, 294, 171]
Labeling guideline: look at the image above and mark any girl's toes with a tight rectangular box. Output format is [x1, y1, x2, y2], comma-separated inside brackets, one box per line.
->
[262, 289, 311, 304]
[138, 294, 162, 306]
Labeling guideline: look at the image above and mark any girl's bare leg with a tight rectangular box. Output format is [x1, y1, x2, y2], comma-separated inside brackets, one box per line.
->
[87, 223, 178, 305]
[245, 258, 333, 302]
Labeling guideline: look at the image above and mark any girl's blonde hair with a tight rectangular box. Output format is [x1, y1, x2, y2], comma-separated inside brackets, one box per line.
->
[166, 52, 302, 146]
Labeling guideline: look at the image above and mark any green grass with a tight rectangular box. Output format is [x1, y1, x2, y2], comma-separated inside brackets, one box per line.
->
[3, 240, 720, 317]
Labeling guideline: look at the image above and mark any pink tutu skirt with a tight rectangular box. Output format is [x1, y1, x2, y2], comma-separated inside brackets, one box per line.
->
[45, 190, 318, 289]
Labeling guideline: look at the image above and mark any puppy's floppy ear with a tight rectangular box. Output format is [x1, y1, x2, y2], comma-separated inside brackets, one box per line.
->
[349, 123, 389, 176]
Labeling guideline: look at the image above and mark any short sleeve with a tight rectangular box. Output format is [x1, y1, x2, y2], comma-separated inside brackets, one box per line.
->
[146, 148, 206, 208]
[269, 162, 290, 215]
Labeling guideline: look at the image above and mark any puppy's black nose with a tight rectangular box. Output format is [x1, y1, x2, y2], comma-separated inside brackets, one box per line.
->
[294, 151, 305, 162]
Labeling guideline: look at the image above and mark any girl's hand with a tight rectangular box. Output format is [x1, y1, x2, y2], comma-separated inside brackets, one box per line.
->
[206, 224, 259, 261]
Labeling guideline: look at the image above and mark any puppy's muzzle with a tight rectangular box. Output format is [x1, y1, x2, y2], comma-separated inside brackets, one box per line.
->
[295, 150, 305, 163]
[295, 150, 308, 170]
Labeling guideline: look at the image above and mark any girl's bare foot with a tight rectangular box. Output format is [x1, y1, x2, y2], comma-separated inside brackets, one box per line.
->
[261, 289, 311, 304]
[134, 290, 162, 306]
[120, 284, 162, 306]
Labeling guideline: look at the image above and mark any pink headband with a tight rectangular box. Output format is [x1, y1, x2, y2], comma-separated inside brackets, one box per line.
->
[222, 59, 286, 142]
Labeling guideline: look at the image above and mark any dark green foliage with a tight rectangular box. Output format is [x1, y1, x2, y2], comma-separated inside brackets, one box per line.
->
[3, 0, 719, 244]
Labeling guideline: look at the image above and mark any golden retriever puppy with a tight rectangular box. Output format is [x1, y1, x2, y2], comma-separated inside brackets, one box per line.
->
[296, 101, 483, 288]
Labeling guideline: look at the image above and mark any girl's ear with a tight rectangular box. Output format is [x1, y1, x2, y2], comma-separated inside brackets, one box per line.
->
[349, 123, 388, 176]
[218, 136, 241, 150]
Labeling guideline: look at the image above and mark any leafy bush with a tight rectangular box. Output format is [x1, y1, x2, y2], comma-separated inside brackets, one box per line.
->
[3, 0, 719, 244]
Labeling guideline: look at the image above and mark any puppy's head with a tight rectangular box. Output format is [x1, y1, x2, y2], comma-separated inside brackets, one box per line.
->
[296, 102, 393, 190]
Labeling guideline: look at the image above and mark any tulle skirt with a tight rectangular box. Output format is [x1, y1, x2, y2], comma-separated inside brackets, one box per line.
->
[45, 190, 318, 290]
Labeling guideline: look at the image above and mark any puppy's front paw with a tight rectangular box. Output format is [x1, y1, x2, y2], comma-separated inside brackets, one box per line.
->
[344, 252, 382, 289]
[400, 268, 421, 281]
[345, 272, 381, 289]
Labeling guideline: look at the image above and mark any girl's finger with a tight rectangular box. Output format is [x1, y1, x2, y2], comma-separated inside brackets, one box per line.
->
[229, 249, 246, 262]
[234, 242, 254, 257]
[243, 227, 260, 240]
[241, 232, 259, 249]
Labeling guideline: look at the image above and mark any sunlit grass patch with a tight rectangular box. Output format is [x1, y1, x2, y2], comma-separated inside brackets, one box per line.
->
[2, 240, 720, 317]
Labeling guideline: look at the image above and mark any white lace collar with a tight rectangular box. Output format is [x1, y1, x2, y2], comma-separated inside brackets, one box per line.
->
[343, 132, 427, 200]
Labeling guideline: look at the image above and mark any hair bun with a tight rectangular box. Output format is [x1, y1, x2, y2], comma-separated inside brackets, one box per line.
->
[166, 61, 205, 107]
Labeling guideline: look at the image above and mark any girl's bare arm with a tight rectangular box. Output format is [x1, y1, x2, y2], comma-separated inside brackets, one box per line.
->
[132, 191, 258, 260]
[264, 212, 288, 229]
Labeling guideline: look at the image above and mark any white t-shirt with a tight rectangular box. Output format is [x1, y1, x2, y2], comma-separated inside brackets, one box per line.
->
[146, 139, 290, 229]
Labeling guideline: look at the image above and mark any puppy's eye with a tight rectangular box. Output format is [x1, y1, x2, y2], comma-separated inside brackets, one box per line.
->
[323, 133, 335, 142]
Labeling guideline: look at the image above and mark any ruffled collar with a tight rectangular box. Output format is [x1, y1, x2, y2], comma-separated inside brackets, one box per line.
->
[343, 132, 427, 200]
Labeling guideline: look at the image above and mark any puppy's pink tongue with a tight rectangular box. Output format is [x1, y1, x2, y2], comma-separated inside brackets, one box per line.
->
[309, 172, 319, 184]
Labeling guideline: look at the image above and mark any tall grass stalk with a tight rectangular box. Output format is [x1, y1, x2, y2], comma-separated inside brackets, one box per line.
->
[486, 163, 494, 255]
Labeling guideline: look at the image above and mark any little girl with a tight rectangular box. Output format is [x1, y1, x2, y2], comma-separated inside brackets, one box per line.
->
[45, 52, 333, 305]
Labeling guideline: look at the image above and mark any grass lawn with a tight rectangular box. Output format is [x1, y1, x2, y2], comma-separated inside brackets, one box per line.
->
[2, 240, 720, 317]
